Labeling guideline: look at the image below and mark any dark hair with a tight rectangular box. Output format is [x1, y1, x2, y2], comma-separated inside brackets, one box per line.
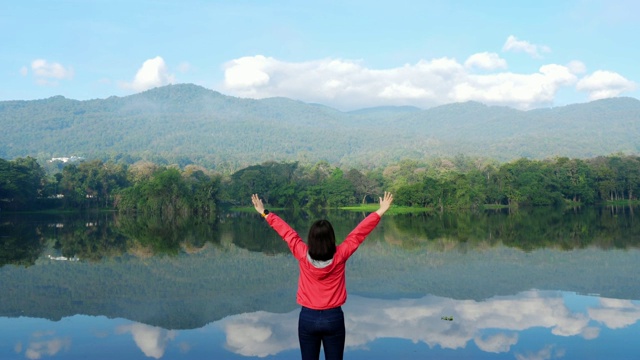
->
[307, 219, 336, 261]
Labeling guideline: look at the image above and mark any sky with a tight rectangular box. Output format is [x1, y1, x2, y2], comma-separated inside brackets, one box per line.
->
[1, 0, 638, 111]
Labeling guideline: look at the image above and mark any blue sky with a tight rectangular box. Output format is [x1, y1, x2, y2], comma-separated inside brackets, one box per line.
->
[1, 0, 638, 110]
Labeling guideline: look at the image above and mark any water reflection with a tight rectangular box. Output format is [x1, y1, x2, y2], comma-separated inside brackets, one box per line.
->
[2, 208, 640, 359]
[19, 331, 71, 360]
[218, 291, 630, 357]
[589, 298, 640, 329]
[221, 311, 299, 357]
[2, 206, 640, 267]
[116, 323, 176, 359]
[3, 290, 639, 359]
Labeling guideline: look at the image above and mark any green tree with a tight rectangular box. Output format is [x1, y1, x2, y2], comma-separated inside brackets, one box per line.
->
[58, 160, 128, 209]
[322, 168, 356, 207]
[497, 158, 561, 206]
[590, 156, 618, 201]
[345, 168, 381, 204]
[118, 166, 219, 216]
[227, 161, 299, 207]
[553, 157, 595, 204]
[0, 157, 46, 210]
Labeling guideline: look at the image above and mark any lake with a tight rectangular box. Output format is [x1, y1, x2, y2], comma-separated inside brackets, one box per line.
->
[1, 206, 639, 359]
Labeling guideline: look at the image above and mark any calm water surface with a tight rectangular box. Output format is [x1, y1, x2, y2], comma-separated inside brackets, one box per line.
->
[1, 207, 639, 359]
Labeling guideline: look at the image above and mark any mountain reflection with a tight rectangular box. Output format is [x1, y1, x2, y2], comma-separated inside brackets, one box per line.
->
[218, 290, 639, 358]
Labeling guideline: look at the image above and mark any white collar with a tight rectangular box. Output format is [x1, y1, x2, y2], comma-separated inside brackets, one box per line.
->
[306, 252, 333, 268]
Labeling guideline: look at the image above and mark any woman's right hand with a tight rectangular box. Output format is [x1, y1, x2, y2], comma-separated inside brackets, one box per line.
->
[251, 194, 265, 214]
[376, 191, 393, 217]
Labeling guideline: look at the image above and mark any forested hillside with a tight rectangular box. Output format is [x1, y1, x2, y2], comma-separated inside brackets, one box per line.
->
[2, 83, 640, 170]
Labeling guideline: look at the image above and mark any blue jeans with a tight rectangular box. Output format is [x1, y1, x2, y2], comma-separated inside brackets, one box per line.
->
[298, 306, 346, 360]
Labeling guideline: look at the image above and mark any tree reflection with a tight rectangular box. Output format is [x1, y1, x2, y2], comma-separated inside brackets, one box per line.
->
[55, 212, 129, 261]
[116, 213, 221, 256]
[1, 212, 222, 266]
[1, 206, 639, 266]
[0, 215, 43, 267]
[384, 206, 640, 251]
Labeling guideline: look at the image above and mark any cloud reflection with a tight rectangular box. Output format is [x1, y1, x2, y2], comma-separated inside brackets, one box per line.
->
[20, 331, 71, 360]
[515, 344, 565, 360]
[588, 298, 640, 329]
[116, 323, 177, 359]
[218, 290, 640, 358]
[221, 310, 299, 357]
[474, 333, 518, 353]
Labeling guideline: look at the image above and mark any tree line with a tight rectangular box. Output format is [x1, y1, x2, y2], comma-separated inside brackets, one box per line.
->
[1, 154, 639, 213]
[0, 157, 219, 215]
[223, 155, 640, 209]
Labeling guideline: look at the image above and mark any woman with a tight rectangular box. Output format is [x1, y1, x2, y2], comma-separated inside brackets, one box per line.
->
[251, 192, 393, 360]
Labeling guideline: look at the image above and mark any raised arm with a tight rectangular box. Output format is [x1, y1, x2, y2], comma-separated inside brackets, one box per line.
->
[251, 194, 307, 260]
[339, 192, 393, 259]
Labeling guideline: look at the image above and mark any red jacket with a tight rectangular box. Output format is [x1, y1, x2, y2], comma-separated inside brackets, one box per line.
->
[266, 212, 381, 310]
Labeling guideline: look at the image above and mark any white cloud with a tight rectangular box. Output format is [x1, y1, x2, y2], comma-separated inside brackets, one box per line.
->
[222, 310, 299, 357]
[121, 56, 175, 92]
[464, 52, 508, 70]
[453, 63, 580, 109]
[581, 326, 600, 340]
[576, 70, 637, 100]
[178, 341, 192, 353]
[23, 333, 71, 360]
[215, 290, 640, 358]
[502, 35, 551, 59]
[224, 55, 272, 90]
[567, 60, 587, 74]
[177, 61, 192, 73]
[219, 290, 610, 357]
[27, 59, 74, 86]
[117, 323, 177, 359]
[588, 298, 640, 329]
[222, 55, 588, 110]
[31, 59, 74, 79]
[474, 333, 518, 353]
[515, 345, 563, 360]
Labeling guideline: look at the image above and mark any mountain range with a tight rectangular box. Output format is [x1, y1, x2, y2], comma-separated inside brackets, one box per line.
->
[2, 83, 640, 170]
